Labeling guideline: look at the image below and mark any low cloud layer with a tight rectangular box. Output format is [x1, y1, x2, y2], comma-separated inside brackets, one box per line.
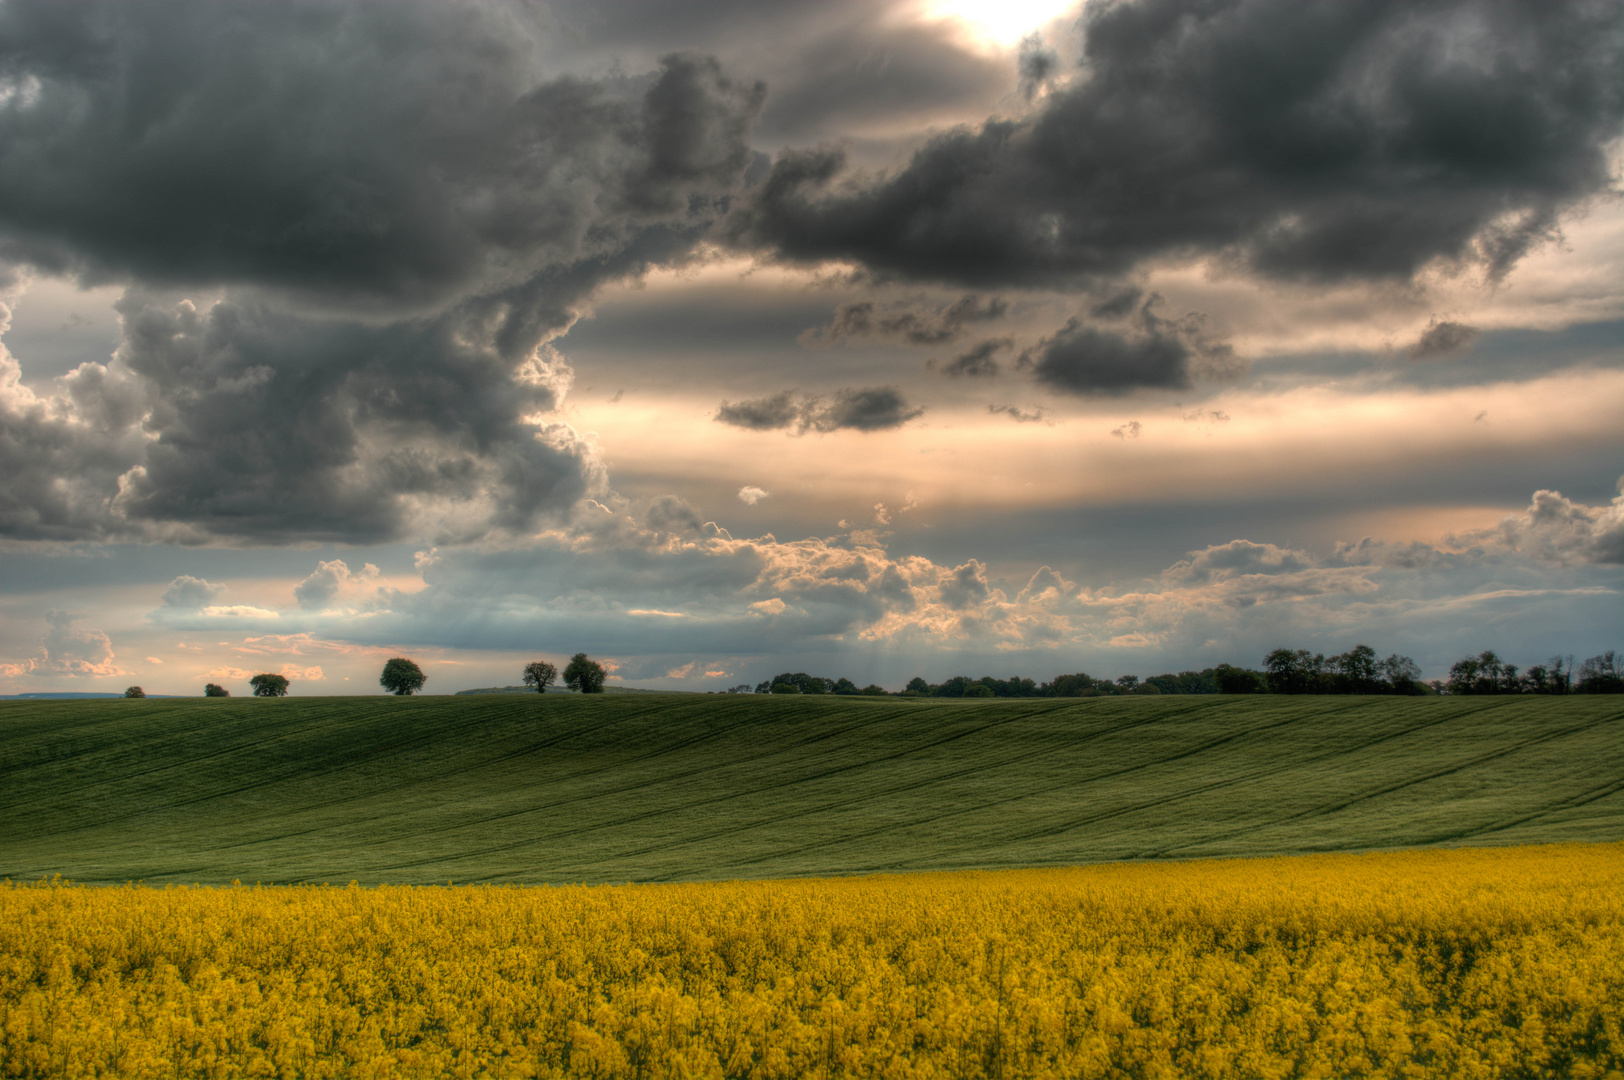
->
[730, 0, 1623, 289]
[715, 387, 924, 433]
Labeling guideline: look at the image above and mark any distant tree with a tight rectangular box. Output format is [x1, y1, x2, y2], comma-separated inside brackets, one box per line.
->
[1212, 665, 1266, 694]
[1115, 674, 1140, 692]
[962, 683, 995, 698]
[249, 673, 290, 697]
[1264, 648, 1325, 694]
[904, 677, 931, 695]
[1048, 672, 1106, 697]
[1547, 655, 1574, 694]
[123, 685, 145, 698]
[563, 653, 606, 693]
[1378, 654, 1422, 694]
[1328, 645, 1383, 692]
[203, 683, 229, 697]
[378, 658, 426, 696]
[1146, 670, 1220, 694]
[726, 684, 755, 694]
[1446, 655, 1480, 695]
[831, 677, 860, 695]
[1578, 651, 1624, 694]
[754, 680, 773, 694]
[770, 682, 800, 694]
[1131, 681, 1162, 695]
[522, 661, 558, 694]
[861, 684, 888, 696]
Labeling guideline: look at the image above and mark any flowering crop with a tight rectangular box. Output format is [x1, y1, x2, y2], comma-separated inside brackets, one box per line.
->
[2, 842, 1619, 1078]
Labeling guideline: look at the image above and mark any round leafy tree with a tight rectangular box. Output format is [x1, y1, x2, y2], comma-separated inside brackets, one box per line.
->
[380, 657, 426, 696]
[562, 653, 605, 694]
[249, 673, 290, 697]
[522, 660, 558, 693]
[203, 683, 230, 697]
[123, 685, 145, 698]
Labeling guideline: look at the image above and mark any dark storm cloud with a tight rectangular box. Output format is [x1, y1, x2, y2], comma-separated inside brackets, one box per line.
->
[0, 2, 765, 543]
[1017, 293, 1240, 395]
[714, 387, 924, 434]
[0, 4, 762, 307]
[730, 0, 1624, 289]
[803, 295, 1007, 347]
[1021, 321, 1190, 394]
[1408, 319, 1483, 360]
[938, 338, 1012, 377]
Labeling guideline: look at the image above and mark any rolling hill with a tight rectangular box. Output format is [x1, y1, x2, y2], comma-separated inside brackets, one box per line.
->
[1, 694, 1618, 884]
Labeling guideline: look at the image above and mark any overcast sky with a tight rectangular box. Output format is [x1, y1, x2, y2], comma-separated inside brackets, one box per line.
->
[1, 0, 1620, 695]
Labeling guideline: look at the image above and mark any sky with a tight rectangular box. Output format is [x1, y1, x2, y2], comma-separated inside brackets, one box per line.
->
[0, 0, 1620, 696]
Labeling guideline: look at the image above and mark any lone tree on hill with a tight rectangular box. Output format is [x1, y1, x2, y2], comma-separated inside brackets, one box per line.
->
[203, 683, 229, 697]
[563, 653, 606, 693]
[249, 673, 289, 697]
[522, 660, 558, 693]
[123, 686, 145, 698]
[380, 657, 426, 696]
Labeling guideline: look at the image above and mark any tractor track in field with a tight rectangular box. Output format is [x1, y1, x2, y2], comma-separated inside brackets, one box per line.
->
[4, 695, 1618, 883]
[2, 697, 693, 839]
[188, 700, 917, 858]
[711, 697, 1397, 874]
[359, 697, 1149, 875]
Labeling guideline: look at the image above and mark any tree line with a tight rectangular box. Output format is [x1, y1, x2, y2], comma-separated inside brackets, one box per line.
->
[147, 645, 1622, 699]
[729, 646, 1623, 699]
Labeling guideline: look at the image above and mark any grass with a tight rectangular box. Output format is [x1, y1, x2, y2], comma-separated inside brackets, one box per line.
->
[0, 693, 1618, 884]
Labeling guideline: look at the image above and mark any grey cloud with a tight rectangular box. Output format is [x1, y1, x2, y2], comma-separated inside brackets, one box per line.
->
[812, 386, 924, 432]
[161, 575, 224, 610]
[939, 338, 1012, 377]
[0, 5, 766, 543]
[714, 386, 924, 434]
[1408, 319, 1483, 360]
[730, 0, 1624, 289]
[714, 391, 803, 431]
[0, 5, 761, 308]
[1090, 289, 1144, 319]
[803, 294, 1006, 347]
[1020, 293, 1240, 394]
[1021, 321, 1190, 394]
[988, 404, 1045, 423]
[645, 495, 709, 538]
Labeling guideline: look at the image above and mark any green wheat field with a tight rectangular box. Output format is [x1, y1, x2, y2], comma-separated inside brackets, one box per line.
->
[2, 694, 1618, 884]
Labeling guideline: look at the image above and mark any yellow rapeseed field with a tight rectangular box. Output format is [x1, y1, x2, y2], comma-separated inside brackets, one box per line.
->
[1, 843, 1619, 1079]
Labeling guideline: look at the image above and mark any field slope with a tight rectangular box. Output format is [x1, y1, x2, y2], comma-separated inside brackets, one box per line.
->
[1, 694, 1619, 884]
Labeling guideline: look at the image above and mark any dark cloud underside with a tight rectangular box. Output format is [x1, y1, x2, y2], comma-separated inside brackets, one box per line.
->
[730, 0, 1624, 288]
